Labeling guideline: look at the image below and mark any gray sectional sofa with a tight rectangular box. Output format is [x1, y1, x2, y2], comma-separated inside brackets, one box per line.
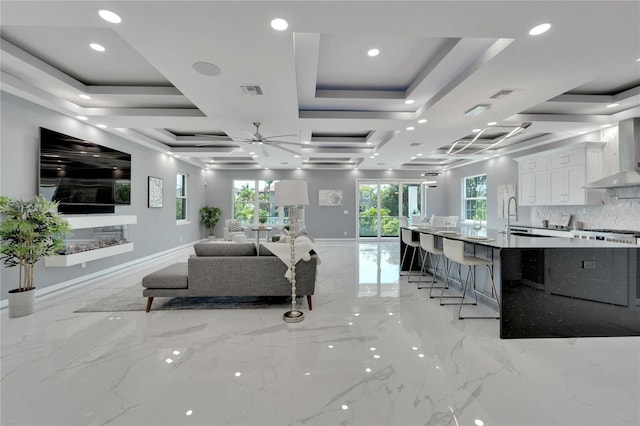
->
[142, 242, 318, 312]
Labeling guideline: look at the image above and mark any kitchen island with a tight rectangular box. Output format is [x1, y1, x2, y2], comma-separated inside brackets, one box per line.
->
[401, 226, 640, 339]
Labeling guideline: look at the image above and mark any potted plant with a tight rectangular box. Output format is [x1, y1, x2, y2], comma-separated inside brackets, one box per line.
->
[0, 196, 70, 318]
[199, 206, 222, 239]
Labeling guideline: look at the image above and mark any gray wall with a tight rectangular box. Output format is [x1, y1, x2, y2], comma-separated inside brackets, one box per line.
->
[440, 156, 527, 229]
[205, 169, 444, 239]
[1, 93, 205, 298]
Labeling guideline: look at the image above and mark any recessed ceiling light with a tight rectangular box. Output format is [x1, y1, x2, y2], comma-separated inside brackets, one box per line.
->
[96, 124, 107, 129]
[404, 99, 415, 105]
[369, 155, 375, 158]
[636, 58, 640, 62]
[192, 62, 221, 77]
[271, 18, 288, 31]
[406, 126, 415, 131]
[606, 103, 619, 108]
[418, 119, 427, 124]
[367, 48, 380, 57]
[294, 155, 301, 158]
[98, 9, 121, 24]
[416, 153, 423, 156]
[411, 156, 416, 159]
[90, 43, 105, 52]
[78, 94, 91, 100]
[577, 131, 587, 135]
[529, 23, 551, 36]
[600, 124, 612, 128]
[374, 153, 380, 156]
[487, 121, 497, 126]
[303, 141, 310, 144]
[472, 128, 482, 132]
[365, 141, 372, 145]
[76, 115, 88, 121]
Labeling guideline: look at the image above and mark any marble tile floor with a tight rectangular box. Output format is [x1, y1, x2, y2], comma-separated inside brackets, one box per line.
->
[1, 241, 639, 426]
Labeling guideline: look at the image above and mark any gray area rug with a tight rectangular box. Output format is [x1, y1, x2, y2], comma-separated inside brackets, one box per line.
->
[74, 285, 290, 312]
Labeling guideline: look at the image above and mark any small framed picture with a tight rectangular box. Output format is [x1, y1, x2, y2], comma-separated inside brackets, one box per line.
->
[148, 176, 163, 208]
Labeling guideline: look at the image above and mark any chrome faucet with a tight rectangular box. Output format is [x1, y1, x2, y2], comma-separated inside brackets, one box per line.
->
[506, 196, 518, 237]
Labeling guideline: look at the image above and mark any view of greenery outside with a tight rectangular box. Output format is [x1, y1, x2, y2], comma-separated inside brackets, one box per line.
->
[233, 180, 283, 224]
[176, 173, 187, 220]
[464, 174, 487, 221]
[359, 184, 400, 237]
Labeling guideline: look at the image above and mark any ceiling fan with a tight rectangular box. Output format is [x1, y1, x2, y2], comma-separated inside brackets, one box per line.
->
[196, 122, 302, 157]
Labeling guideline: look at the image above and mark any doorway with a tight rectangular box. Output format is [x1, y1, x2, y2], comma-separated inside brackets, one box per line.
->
[357, 180, 423, 239]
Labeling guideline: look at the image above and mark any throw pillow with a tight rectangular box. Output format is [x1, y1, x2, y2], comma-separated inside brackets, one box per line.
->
[229, 220, 242, 232]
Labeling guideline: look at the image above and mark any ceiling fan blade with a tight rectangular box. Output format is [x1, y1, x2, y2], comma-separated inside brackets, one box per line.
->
[266, 140, 303, 146]
[271, 143, 301, 156]
[262, 133, 298, 140]
[227, 143, 250, 155]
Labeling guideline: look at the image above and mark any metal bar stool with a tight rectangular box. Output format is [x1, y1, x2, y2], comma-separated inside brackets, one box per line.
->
[400, 228, 422, 282]
[417, 233, 445, 293]
[442, 238, 500, 320]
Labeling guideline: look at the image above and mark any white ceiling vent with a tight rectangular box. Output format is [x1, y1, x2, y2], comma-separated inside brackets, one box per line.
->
[239, 85, 264, 96]
[490, 89, 514, 99]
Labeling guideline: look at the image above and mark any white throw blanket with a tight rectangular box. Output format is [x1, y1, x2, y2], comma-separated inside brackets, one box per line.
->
[261, 236, 321, 281]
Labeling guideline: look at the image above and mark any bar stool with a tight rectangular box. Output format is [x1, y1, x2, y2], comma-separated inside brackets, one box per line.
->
[400, 228, 422, 282]
[442, 238, 500, 320]
[417, 233, 445, 294]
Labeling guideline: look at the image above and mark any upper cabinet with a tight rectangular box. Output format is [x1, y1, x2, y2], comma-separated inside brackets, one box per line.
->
[516, 143, 604, 206]
[518, 155, 548, 206]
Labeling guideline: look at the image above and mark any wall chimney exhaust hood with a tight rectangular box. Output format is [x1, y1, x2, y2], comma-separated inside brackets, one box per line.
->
[586, 118, 640, 189]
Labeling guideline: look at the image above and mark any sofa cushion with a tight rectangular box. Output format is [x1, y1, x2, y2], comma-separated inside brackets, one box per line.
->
[194, 242, 256, 256]
[142, 263, 188, 289]
[259, 245, 275, 256]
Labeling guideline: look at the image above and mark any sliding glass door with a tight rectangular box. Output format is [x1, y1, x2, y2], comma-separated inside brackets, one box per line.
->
[358, 180, 422, 239]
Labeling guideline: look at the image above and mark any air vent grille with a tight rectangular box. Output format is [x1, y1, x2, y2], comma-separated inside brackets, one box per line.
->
[490, 89, 514, 99]
[239, 85, 264, 96]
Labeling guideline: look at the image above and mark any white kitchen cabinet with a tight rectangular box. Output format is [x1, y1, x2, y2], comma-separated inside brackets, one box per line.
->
[516, 155, 548, 206]
[516, 143, 603, 206]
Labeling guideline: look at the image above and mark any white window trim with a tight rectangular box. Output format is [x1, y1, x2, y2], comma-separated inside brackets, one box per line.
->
[176, 172, 188, 222]
[461, 173, 487, 223]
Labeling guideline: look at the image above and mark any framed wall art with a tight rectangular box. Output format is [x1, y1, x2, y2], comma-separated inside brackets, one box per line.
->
[148, 176, 163, 208]
[318, 189, 343, 206]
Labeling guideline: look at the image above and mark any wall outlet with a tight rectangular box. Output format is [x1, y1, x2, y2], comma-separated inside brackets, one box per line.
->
[81, 262, 86, 268]
[582, 260, 596, 269]
[344, 210, 349, 214]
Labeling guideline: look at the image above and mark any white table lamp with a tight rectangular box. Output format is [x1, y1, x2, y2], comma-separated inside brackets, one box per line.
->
[274, 180, 309, 323]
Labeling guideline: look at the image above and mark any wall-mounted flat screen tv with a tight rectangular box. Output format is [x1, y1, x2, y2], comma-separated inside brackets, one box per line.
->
[39, 127, 131, 214]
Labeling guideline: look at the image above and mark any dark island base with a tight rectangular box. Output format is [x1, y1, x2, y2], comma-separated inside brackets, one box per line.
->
[500, 248, 640, 339]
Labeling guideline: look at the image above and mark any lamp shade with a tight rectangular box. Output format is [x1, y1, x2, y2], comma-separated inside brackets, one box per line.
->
[274, 180, 309, 206]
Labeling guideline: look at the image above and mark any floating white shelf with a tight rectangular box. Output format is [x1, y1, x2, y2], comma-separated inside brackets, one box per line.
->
[45, 243, 134, 267]
[61, 214, 138, 228]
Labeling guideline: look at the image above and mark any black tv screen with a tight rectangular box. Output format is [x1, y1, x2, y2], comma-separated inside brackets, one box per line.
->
[39, 128, 131, 214]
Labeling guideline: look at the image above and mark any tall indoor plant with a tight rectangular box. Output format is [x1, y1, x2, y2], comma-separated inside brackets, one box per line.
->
[199, 206, 222, 238]
[0, 196, 70, 317]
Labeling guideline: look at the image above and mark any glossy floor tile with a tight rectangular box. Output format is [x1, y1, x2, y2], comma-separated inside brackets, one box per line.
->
[2, 241, 639, 425]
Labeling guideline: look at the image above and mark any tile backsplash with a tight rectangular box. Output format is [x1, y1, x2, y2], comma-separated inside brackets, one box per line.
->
[528, 126, 640, 231]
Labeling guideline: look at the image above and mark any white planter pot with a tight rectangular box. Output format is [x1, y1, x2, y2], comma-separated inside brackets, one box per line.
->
[8, 288, 35, 318]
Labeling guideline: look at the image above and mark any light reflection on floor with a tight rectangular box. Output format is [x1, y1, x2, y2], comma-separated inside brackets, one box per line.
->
[358, 241, 401, 297]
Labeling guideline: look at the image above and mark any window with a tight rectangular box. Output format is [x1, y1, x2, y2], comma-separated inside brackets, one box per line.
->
[233, 180, 284, 225]
[176, 173, 187, 220]
[463, 174, 487, 221]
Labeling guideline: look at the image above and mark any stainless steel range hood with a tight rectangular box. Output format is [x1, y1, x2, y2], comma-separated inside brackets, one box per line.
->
[586, 118, 640, 188]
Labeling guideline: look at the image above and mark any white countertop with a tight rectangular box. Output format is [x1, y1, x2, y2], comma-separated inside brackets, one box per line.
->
[407, 226, 636, 249]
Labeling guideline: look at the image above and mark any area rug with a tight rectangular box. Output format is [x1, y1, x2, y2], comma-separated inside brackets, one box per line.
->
[74, 285, 290, 312]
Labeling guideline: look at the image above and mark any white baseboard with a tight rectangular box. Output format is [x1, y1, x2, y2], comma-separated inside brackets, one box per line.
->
[0, 241, 198, 310]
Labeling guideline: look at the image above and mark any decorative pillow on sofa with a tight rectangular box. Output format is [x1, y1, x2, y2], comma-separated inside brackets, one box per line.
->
[194, 242, 256, 256]
[229, 220, 242, 232]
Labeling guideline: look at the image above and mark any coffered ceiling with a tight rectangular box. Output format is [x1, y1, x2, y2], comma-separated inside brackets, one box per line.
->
[1, 1, 639, 171]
